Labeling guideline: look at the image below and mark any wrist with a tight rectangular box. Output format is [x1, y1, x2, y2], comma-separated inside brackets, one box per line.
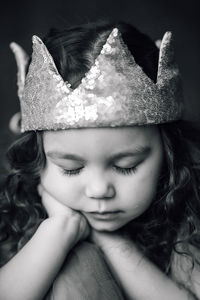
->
[91, 230, 134, 257]
[40, 216, 79, 251]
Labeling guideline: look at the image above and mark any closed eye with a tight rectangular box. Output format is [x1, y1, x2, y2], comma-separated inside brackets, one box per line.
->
[61, 167, 84, 176]
[113, 165, 138, 175]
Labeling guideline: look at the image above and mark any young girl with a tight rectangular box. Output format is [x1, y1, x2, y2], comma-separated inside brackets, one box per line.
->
[0, 20, 200, 300]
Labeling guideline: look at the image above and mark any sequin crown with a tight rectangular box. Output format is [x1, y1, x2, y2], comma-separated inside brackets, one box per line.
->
[12, 28, 183, 131]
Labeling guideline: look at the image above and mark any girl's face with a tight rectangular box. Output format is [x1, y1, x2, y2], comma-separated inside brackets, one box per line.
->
[40, 126, 163, 231]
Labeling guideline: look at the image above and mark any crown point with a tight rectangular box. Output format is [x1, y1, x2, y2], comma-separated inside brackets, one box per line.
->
[162, 31, 173, 45]
[9, 42, 17, 52]
[32, 35, 43, 45]
[112, 28, 119, 37]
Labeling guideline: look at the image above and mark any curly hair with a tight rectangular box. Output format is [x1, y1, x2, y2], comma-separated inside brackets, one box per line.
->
[0, 132, 46, 266]
[125, 121, 200, 273]
[1, 20, 200, 272]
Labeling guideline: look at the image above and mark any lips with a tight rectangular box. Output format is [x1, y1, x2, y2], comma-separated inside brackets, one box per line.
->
[86, 211, 121, 220]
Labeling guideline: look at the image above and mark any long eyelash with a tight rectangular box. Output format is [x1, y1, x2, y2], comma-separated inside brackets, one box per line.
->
[114, 166, 138, 175]
[61, 165, 138, 177]
[61, 167, 83, 176]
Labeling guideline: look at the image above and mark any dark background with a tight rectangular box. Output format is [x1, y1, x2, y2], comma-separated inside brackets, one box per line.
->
[0, 0, 200, 176]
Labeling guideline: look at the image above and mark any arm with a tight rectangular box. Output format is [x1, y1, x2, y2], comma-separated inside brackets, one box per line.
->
[0, 187, 89, 300]
[90, 230, 197, 300]
[170, 244, 200, 299]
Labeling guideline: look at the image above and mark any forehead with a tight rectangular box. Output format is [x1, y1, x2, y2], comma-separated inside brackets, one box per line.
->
[43, 126, 161, 155]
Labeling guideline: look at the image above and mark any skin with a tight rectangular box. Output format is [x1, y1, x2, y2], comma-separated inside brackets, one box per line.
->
[40, 125, 164, 232]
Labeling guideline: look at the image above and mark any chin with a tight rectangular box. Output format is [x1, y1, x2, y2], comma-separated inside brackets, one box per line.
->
[87, 219, 126, 232]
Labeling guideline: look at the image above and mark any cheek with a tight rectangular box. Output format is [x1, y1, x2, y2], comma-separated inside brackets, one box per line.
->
[40, 163, 80, 208]
[122, 164, 161, 215]
[124, 180, 154, 216]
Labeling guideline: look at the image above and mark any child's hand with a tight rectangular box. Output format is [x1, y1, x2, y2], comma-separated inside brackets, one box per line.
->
[37, 184, 90, 246]
[89, 228, 133, 255]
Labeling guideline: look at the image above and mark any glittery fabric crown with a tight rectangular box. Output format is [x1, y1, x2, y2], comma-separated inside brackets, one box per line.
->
[13, 28, 183, 131]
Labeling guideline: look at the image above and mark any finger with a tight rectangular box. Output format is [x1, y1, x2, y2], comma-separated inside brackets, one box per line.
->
[37, 184, 43, 196]
[78, 215, 90, 240]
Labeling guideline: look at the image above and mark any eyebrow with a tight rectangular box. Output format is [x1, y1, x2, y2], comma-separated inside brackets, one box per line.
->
[109, 146, 151, 161]
[46, 146, 151, 162]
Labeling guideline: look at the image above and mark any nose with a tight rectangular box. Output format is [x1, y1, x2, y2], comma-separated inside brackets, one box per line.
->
[85, 172, 115, 199]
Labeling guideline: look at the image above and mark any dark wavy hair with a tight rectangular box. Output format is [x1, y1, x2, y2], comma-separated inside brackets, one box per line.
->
[1, 20, 200, 273]
[126, 121, 200, 273]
